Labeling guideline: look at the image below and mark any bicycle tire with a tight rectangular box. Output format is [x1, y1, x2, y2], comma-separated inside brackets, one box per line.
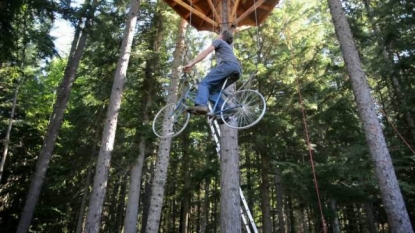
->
[153, 102, 190, 138]
[221, 90, 266, 129]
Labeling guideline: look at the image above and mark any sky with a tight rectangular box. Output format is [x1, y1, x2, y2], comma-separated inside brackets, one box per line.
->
[51, 16, 75, 56]
[50, 0, 79, 56]
[49, 0, 284, 56]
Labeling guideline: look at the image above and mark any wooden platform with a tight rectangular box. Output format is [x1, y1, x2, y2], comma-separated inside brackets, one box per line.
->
[163, 0, 280, 32]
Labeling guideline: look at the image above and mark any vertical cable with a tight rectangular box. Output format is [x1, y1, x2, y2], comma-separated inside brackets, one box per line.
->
[296, 77, 328, 233]
[253, 0, 260, 71]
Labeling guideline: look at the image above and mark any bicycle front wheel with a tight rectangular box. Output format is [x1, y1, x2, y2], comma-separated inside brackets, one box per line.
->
[221, 90, 266, 129]
[153, 102, 190, 138]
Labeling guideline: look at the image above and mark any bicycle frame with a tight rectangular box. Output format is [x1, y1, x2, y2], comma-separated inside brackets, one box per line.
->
[152, 71, 266, 138]
[175, 73, 238, 117]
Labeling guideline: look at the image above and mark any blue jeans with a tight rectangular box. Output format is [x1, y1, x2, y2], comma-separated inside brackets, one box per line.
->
[195, 61, 241, 112]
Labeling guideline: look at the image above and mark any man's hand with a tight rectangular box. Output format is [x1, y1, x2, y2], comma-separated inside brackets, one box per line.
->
[183, 63, 194, 72]
[182, 45, 215, 72]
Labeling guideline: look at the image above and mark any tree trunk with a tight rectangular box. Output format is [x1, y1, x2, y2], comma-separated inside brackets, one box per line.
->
[179, 175, 190, 233]
[116, 176, 128, 232]
[288, 197, 296, 233]
[275, 168, 285, 233]
[144, 18, 186, 233]
[200, 179, 210, 233]
[123, 139, 146, 233]
[327, 0, 414, 232]
[213, 176, 219, 233]
[362, 0, 415, 143]
[145, 135, 173, 233]
[16, 1, 96, 231]
[0, 80, 20, 183]
[140, 161, 154, 233]
[219, 2, 241, 232]
[179, 133, 191, 233]
[76, 128, 100, 233]
[123, 16, 159, 230]
[84, 0, 140, 232]
[301, 207, 310, 233]
[364, 202, 378, 233]
[75, 159, 93, 233]
[329, 199, 341, 233]
[260, 153, 272, 233]
[219, 124, 240, 233]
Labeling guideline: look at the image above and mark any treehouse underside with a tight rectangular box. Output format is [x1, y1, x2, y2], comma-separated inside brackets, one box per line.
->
[163, 0, 280, 32]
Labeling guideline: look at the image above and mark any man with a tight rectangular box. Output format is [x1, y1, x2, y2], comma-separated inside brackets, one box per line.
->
[183, 30, 241, 115]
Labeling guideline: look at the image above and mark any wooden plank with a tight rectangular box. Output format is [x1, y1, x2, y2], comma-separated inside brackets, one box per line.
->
[172, 0, 219, 28]
[231, 0, 241, 23]
[234, 0, 266, 25]
[207, 0, 222, 24]
[228, 0, 231, 26]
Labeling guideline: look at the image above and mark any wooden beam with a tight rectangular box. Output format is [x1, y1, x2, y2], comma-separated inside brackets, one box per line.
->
[231, 0, 241, 23]
[258, 4, 272, 11]
[173, 0, 219, 28]
[207, 0, 222, 24]
[234, 0, 266, 25]
[227, 0, 231, 26]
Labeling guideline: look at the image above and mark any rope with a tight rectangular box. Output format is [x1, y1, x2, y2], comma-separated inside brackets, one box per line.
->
[296, 77, 328, 233]
[380, 107, 415, 155]
[253, 0, 260, 72]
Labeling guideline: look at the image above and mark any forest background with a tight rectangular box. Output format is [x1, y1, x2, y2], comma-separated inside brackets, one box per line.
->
[0, 0, 414, 232]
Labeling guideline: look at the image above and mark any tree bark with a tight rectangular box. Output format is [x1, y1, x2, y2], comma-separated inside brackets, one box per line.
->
[288, 197, 296, 233]
[219, 125, 240, 233]
[327, 0, 414, 232]
[123, 139, 146, 233]
[260, 153, 272, 233]
[75, 159, 93, 233]
[179, 133, 191, 233]
[0, 80, 20, 183]
[364, 202, 378, 233]
[140, 161, 154, 233]
[219, 2, 241, 232]
[76, 128, 100, 233]
[16, 1, 96, 231]
[145, 135, 173, 233]
[362, 0, 415, 143]
[84, 0, 140, 232]
[116, 176, 128, 232]
[200, 179, 210, 233]
[144, 19, 186, 233]
[329, 199, 341, 233]
[275, 168, 285, 233]
[123, 11, 160, 230]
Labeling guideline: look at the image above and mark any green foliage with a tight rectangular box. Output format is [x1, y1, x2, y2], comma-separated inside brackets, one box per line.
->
[1, 0, 415, 231]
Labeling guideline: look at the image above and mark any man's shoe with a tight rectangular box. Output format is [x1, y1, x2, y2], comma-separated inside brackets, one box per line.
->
[187, 105, 208, 115]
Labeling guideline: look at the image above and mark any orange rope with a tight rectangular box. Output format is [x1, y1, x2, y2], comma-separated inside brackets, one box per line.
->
[380, 108, 415, 155]
[296, 77, 327, 233]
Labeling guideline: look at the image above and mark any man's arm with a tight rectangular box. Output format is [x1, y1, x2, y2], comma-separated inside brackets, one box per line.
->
[183, 45, 215, 71]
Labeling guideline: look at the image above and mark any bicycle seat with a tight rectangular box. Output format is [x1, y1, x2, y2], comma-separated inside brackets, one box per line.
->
[227, 73, 240, 82]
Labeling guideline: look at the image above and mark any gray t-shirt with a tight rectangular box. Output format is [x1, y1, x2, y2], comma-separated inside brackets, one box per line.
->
[212, 39, 240, 66]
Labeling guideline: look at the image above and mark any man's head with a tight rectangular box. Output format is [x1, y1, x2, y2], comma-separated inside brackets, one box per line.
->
[221, 30, 233, 45]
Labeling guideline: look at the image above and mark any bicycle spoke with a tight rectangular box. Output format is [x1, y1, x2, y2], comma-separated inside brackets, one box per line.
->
[153, 102, 190, 138]
[222, 90, 266, 129]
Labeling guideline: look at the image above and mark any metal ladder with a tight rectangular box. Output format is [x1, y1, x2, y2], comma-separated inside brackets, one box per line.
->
[207, 103, 258, 233]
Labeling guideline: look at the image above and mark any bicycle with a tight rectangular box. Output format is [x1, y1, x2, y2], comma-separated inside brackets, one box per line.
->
[152, 72, 266, 138]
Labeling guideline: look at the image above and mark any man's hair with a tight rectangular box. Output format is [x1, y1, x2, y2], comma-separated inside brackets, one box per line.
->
[221, 30, 233, 44]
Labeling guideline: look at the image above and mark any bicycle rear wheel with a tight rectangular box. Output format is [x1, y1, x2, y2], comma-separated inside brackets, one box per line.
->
[153, 102, 190, 138]
[221, 90, 266, 129]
